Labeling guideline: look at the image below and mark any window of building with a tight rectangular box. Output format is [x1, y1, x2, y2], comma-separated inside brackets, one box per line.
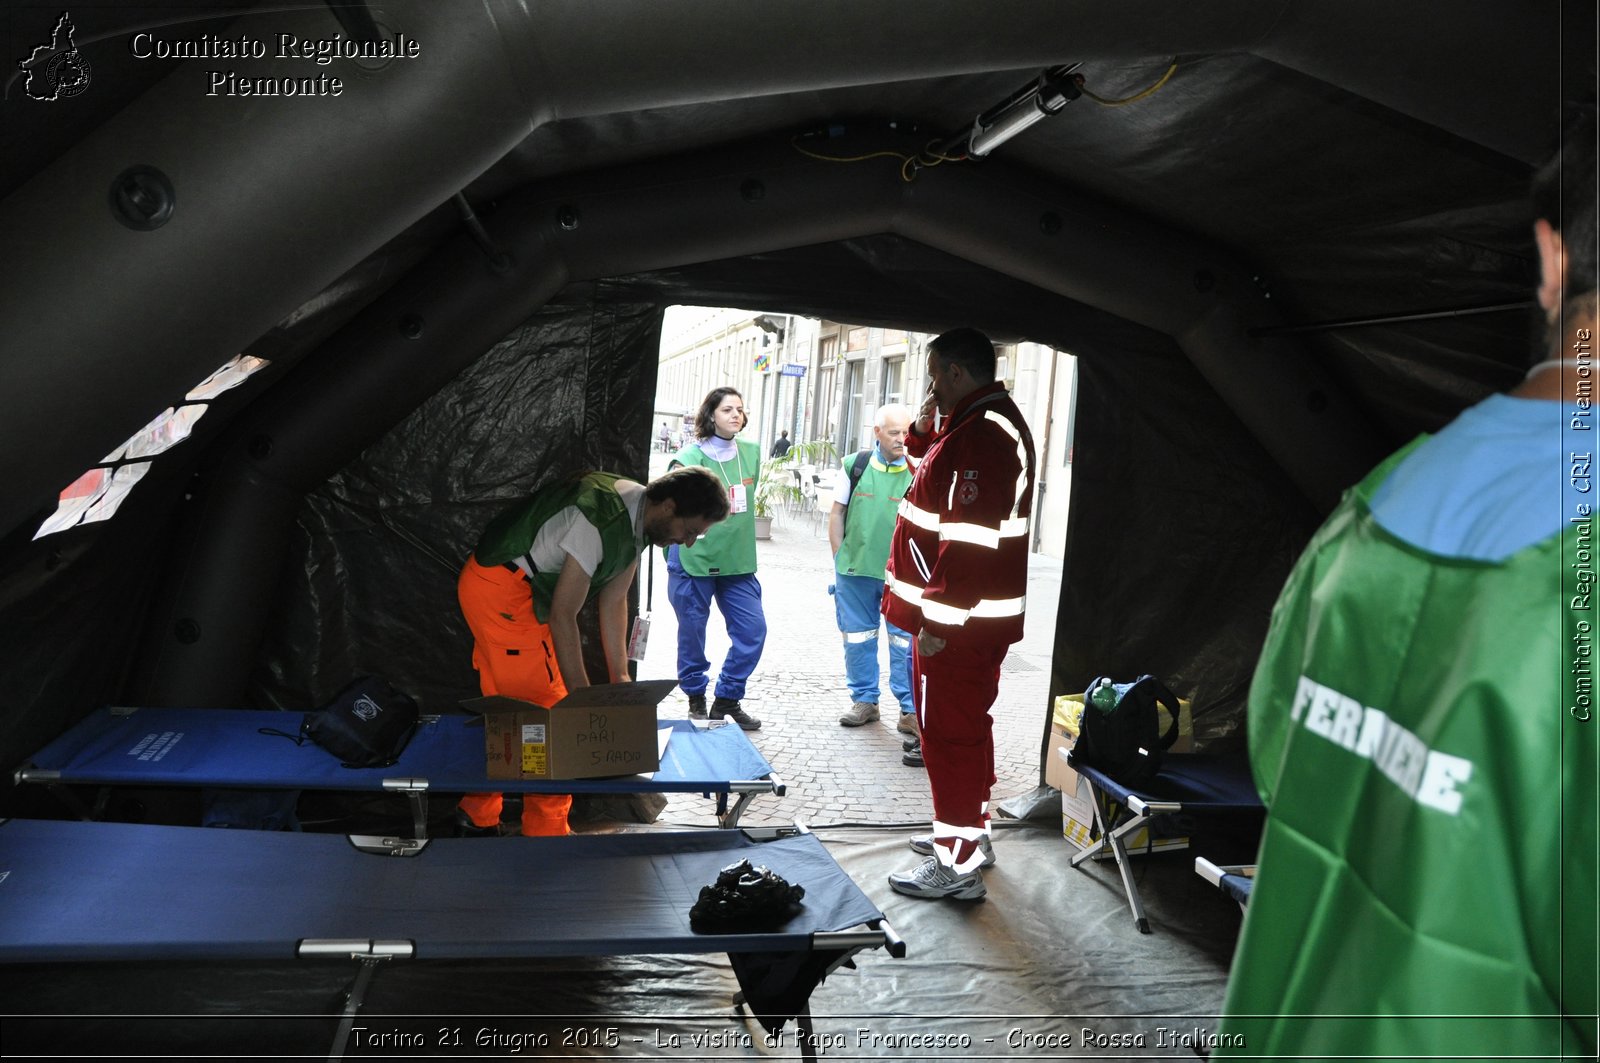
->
[813, 364, 836, 439]
[881, 357, 905, 406]
[841, 359, 865, 449]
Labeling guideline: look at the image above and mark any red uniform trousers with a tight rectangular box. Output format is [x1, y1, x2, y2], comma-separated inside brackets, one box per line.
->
[913, 636, 1006, 869]
[456, 556, 572, 836]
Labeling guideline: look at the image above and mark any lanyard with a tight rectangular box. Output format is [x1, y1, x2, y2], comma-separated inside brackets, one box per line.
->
[705, 442, 745, 484]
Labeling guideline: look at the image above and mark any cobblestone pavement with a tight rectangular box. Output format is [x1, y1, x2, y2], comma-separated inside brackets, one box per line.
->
[639, 452, 1062, 829]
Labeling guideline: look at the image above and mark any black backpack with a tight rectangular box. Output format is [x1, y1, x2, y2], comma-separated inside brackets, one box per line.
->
[294, 675, 421, 768]
[1071, 674, 1181, 786]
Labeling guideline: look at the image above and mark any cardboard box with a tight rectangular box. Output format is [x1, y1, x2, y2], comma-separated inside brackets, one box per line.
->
[466, 678, 677, 781]
[1045, 723, 1081, 794]
[1059, 770, 1189, 860]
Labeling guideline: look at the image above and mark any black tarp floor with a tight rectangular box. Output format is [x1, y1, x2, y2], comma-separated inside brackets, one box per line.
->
[0, 823, 1249, 1059]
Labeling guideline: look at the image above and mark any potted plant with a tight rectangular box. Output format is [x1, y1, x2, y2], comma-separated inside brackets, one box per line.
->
[753, 439, 838, 539]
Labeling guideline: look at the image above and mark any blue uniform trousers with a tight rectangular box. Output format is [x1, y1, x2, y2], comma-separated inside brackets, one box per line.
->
[666, 548, 766, 700]
[833, 572, 914, 712]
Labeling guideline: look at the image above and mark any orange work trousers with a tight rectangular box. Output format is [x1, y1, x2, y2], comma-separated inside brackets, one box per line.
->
[456, 556, 572, 835]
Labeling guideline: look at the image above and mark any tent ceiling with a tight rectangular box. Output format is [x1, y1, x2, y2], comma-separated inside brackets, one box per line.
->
[0, 1, 1587, 540]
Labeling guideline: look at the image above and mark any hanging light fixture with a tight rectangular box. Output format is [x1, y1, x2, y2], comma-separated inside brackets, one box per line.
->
[965, 63, 1082, 157]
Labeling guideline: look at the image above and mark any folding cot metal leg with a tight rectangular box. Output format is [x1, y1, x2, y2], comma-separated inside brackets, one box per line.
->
[382, 779, 430, 840]
[796, 1006, 818, 1063]
[1068, 790, 1152, 933]
[300, 938, 411, 1062]
[328, 956, 383, 1063]
[721, 775, 786, 828]
[1103, 813, 1152, 934]
[720, 790, 755, 828]
[1091, 793, 1152, 933]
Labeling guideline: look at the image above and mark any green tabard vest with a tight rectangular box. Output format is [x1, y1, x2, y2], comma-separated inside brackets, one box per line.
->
[834, 455, 911, 577]
[472, 472, 640, 623]
[1216, 441, 1598, 1062]
[673, 439, 760, 577]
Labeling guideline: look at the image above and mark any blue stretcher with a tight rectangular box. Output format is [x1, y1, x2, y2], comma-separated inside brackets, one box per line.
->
[0, 817, 902, 1061]
[1064, 751, 1264, 933]
[14, 707, 785, 835]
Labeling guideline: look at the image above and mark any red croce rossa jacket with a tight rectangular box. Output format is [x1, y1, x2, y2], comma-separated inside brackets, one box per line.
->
[883, 381, 1037, 645]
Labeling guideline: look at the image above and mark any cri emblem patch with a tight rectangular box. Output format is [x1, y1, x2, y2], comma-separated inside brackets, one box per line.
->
[958, 471, 980, 505]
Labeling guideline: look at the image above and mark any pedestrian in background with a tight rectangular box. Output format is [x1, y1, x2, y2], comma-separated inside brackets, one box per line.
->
[666, 387, 766, 729]
[831, 404, 919, 749]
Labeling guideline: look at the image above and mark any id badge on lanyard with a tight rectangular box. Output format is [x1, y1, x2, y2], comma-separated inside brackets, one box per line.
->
[627, 612, 651, 661]
[729, 482, 747, 514]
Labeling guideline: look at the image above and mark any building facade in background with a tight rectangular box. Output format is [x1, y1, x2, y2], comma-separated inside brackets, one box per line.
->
[655, 306, 1077, 557]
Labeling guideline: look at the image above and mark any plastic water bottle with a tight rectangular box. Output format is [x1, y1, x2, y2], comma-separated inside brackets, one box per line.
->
[1089, 677, 1118, 713]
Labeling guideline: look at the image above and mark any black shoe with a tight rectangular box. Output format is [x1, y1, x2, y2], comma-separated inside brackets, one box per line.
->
[901, 739, 924, 767]
[711, 696, 761, 730]
[453, 810, 500, 838]
[902, 736, 920, 752]
[688, 694, 708, 720]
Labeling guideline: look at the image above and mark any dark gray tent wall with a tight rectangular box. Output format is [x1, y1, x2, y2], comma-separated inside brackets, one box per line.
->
[251, 294, 664, 714]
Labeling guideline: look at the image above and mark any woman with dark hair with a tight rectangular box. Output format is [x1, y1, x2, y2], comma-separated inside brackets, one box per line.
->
[666, 387, 766, 729]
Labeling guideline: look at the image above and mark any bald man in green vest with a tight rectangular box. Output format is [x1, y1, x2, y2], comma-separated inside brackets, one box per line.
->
[831, 404, 919, 749]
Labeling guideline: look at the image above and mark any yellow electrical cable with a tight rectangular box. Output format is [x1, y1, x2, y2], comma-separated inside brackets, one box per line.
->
[1079, 61, 1178, 106]
[792, 134, 968, 183]
[790, 139, 914, 167]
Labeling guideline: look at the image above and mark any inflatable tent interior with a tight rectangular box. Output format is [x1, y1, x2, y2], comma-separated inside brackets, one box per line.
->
[0, 0, 1592, 1053]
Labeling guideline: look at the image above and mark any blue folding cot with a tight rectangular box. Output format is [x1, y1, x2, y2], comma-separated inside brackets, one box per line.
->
[1064, 751, 1265, 933]
[0, 817, 901, 1061]
[14, 706, 785, 835]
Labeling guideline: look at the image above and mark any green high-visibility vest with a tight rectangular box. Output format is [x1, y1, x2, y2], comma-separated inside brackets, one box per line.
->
[834, 455, 911, 577]
[473, 472, 639, 623]
[1216, 442, 1597, 1062]
[673, 439, 760, 577]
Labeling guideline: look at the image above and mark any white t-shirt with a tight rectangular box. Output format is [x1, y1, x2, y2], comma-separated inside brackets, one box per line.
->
[514, 479, 645, 576]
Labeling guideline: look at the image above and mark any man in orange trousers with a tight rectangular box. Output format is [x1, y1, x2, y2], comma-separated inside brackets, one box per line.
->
[457, 466, 728, 835]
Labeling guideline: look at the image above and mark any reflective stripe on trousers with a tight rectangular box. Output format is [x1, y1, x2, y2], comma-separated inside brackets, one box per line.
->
[913, 634, 1006, 871]
[834, 572, 913, 710]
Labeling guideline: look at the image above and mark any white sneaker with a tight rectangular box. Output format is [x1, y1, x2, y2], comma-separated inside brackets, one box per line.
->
[907, 832, 995, 868]
[887, 856, 986, 901]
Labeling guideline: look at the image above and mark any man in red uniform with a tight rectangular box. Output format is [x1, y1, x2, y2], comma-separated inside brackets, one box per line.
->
[883, 328, 1037, 900]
